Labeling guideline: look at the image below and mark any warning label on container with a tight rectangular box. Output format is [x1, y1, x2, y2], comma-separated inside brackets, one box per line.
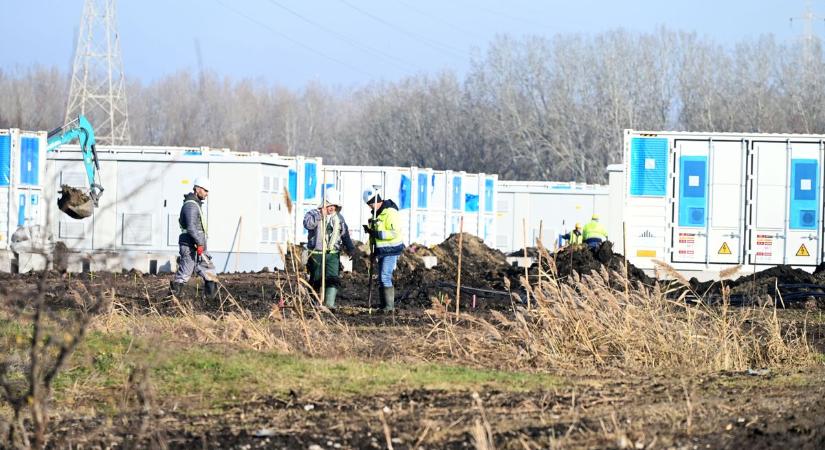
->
[755, 233, 773, 257]
[718, 242, 732, 255]
[796, 244, 810, 257]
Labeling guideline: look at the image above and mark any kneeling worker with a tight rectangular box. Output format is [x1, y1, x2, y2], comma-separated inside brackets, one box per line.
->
[560, 223, 583, 246]
[582, 214, 608, 249]
[303, 188, 355, 308]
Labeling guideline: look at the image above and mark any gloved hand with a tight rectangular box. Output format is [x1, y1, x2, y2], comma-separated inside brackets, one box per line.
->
[362, 224, 378, 240]
[196, 245, 205, 256]
[368, 218, 379, 228]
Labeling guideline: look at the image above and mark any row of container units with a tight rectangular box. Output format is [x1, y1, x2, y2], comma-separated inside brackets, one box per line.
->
[276, 158, 499, 248]
[321, 166, 497, 247]
[616, 129, 825, 275]
[0, 129, 46, 270]
[45, 144, 292, 273]
[494, 181, 610, 253]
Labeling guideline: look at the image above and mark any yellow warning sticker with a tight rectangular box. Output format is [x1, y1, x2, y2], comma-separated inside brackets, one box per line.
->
[796, 244, 810, 257]
[718, 242, 732, 255]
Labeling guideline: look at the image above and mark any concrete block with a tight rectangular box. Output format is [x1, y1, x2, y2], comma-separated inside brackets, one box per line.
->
[340, 255, 353, 272]
[17, 252, 48, 273]
[506, 256, 535, 268]
[0, 251, 13, 272]
[422, 256, 438, 269]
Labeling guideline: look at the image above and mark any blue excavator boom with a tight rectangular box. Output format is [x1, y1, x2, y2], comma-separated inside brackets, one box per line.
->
[46, 115, 104, 219]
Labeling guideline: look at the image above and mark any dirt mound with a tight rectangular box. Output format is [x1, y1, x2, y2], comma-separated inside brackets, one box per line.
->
[549, 242, 654, 287]
[688, 264, 825, 305]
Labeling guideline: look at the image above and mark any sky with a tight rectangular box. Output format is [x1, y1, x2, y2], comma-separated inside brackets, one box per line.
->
[0, 0, 822, 89]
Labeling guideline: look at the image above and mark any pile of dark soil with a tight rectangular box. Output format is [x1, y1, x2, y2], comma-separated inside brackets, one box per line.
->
[545, 242, 654, 288]
[687, 263, 825, 306]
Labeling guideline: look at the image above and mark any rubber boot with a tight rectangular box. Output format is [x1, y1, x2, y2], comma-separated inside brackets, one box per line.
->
[324, 286, 338, 309]
[170, 280, 184, 297]
[204, 281, 219, 300]
[382, 286, 395, 312]
[376, 286, 386, 310]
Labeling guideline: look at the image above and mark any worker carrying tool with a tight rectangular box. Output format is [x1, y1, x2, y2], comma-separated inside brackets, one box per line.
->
[560, 223, 584, 246]
[582, 214, 608, 249]
[303, 188, 355, 309]
[170, 177, 219, 299]
[363, 188, 405, 313]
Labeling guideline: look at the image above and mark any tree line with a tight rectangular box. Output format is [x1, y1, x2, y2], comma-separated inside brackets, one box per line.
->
[2, 29, 824, 183]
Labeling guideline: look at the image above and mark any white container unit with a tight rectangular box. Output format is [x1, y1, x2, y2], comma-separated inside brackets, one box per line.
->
[0, 129, 47, 271]
[320, 166, 498, 247]
[46, 145, 291, 273]
[620, 129, 825, 275]
[495, 181, 609, 253]
[276, 156, 323, 243]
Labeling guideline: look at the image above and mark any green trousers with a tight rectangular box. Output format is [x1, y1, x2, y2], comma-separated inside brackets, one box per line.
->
[307, 251, 340, 290]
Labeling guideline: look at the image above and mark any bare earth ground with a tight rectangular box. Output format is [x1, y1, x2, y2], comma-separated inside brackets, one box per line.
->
[1, 266, 823, 449]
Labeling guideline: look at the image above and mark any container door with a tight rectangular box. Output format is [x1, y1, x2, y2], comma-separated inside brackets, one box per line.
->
[706, 140, 746, 264]
[671, 140, 710, 263]
[748, 141, 822, 266]
[785, 143, 822, 265]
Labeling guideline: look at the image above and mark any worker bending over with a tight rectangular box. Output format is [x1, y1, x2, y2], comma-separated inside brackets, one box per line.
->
[582, 214, 608, 249]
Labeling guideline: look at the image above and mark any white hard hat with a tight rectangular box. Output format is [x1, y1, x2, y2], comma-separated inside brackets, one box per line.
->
[321, 188, 342, 207]
[362, 188, 382, 205]
[193, 176, 211, 192]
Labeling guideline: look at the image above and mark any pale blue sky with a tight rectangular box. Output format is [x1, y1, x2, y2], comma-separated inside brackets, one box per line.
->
[0, 1, 821, 88]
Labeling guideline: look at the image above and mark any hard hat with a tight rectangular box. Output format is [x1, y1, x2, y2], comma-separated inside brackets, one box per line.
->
[362, 188, 382, 205]
[575, 223, 582, 229]
[321, 188, 342, 207]
[591, 213, 599, 221]
[193, 176, 211, 192]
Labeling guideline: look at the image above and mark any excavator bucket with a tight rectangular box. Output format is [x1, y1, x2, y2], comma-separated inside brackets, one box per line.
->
[57, 185, 94, 219]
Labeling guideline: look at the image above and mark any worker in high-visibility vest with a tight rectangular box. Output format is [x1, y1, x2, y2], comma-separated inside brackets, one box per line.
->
[582, 214, 608, 249]
[170, 177, 219, 299]
[363, 188, 405, 312]
[560, 223, 584, 246]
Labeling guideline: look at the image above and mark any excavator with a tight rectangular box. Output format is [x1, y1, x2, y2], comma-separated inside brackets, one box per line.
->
[46, 115, 104, 219]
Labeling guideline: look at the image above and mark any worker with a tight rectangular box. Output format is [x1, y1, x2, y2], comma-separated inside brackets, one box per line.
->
[170, 177, 219, 299]
[560, 223, 584, 246]
[582, 214, 608, 249]
[363, 188, 405, 312]
[303, 188, 355, 309]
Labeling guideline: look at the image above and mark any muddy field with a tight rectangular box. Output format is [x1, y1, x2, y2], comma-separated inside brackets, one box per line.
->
[2, 235, 825, 448]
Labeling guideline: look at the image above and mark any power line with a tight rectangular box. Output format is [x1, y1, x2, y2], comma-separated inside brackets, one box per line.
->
[393, 0, 485, 40]
[214, 0, 372, 78]
[262, 0, 417, 71]
[336, 0, 468, 59]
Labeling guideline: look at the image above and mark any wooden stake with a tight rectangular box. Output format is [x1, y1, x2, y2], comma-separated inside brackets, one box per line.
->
[455, 216, 464, 316]
[522, 217, 530, 309]
[537, 219, 543, 293]
[623, 222, 629, 302]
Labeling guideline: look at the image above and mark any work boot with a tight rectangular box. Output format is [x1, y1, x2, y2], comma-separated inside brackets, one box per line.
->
[204, 281, 219, 300]
[382, 286, 395, 313]
[324, 286, 338, 309]
[169, 280, 184, 297]
[376, 286, 386, 310]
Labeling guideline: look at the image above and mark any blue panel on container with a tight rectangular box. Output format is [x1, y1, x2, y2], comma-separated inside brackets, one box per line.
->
[465, 194, 479, 212]
[399, 175, 411, 209]
[790, 159, 818, 230]
[452, 176, 462, 210]
[417, 174, 428, 208]
[0, 135, 10, 186]
[304, 162, 317, 200]
[678, 156, 707, 227]
[630, 137, 668, 196]
[288, 169, 297, 202]
[20, 137, 39, 185]
[17, 193, 25, 227]
[484, 178, 494, 212]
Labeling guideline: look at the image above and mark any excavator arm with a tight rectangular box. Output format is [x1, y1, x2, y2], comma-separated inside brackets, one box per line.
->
[46, 115, 104, 219]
